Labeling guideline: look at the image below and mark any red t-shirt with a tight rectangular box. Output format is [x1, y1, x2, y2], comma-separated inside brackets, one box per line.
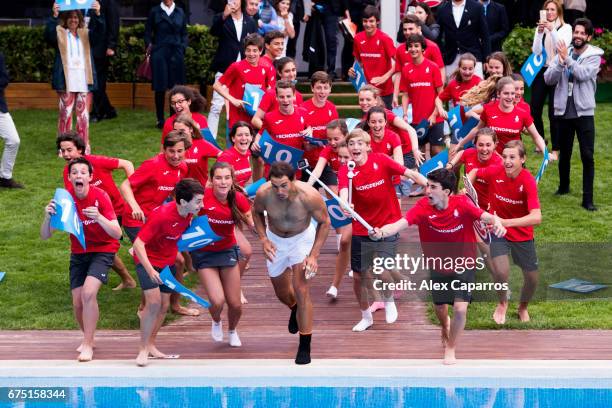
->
[439, 76, 482, 105]
[70, 186, 120, 254]
[259, 55, 277, 85]
[261, 108, 308, 151]
[480, 103, 534, 154]
[300, 99, 339, 166]
[459, 148, 503, 210]
[219, 59, 274, 128]
[394, 39, 444, 73]
[370, 128, 402, 157]
[337, 153, 405, 236]
[161, 112, 209, 142]
[400, 58, 444, 124]
[134, 201, 192, 268]
[185, 139, 222, 187]
[258, 88, 303, 113]
[516, 98, 531, 116]
[123, 154, 188, 228]
[477, 166, 540, 242]
[217, 146, 252, 187]
[362, 109, 412, 154]
[319, 145, 341, 173]
[63, 154, 126, 216]
[353, 29, 396, 96]
[405, 195, 484, 275]
[198, 188, 250, 251]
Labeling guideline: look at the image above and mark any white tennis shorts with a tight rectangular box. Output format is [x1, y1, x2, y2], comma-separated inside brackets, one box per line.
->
[266, 223, 316, 278]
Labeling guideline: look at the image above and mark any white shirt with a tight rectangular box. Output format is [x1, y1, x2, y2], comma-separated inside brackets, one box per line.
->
[452, 0, 466, 28]
[233, 14, 243, 61]
[66, 30, 87, 92]
[275, 12, 293, 58]
[160, 1, 175, 16]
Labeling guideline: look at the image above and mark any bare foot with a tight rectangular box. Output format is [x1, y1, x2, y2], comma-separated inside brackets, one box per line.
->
[77, 345, 93, 362]
[493, 302, 508, 325]
[245, 262, 251, 271]
[112, 280, 137, 291]
[518, 307, 530, 322]
[148, 346, 167, 359]
[441, 316, 450, 347]
[172, 306, 200, 316]
[76, 342, 96, 352]
[137, 308, 144, 320]
[136, 349, 149, 367]
[443, 346, 457, 365]
[240, 290, 248, 305]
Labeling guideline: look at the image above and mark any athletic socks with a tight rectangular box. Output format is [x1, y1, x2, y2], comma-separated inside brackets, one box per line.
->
[352, 309, 373, 332]
[295, 333, 311, 365]
[385, 301, 398, 324]
[228, 330, 242, 347]
[288, 304, 299, 334]
[211, 320, 223, 342]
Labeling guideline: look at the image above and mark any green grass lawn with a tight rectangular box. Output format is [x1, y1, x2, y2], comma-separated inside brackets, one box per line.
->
[0, 106, 610, 330]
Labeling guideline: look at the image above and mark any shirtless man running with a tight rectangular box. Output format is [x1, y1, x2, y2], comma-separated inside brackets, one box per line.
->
[253, 161, 331, 364]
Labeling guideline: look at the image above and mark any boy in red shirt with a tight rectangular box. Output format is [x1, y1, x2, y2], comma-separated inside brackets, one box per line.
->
[133, 178, 204, 366]
[260, 30, 285, 74]
[349, 5, 396, 109]
[374, 168, 505, 365]
[41, 157, 123, 363]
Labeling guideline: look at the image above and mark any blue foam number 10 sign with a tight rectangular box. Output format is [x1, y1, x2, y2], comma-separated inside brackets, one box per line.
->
[325, 198, 351, 229]
[58, 0, 94, 11]
[243, 83, 265, 117]
[50, 188, 86, 250]
[520, 49, 547, 87]
[177, 216, 221, 252]
[258, 131, 304, 169]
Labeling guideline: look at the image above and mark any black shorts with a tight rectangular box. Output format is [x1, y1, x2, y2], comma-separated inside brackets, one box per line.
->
[350, 234, 399, 274]
[191, 246, 241, 269]
[430, 269, 475, 305]
[123, 226, 141, 244]
[402, 152, 416, 169]
[415, 122, 445, 147]
[300, 164, 338, 188]
[136, 263, 177, 294]
[490, 236, 538, 272]
[69, 252, 115, 289]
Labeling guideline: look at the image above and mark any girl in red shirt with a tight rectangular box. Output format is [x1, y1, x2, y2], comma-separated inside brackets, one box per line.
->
[161, 86, 209, 139]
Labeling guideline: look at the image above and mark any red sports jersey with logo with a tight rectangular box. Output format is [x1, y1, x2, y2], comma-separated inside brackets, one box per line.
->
[63, 154, 126, 216]
[185, 139, 221, 187]
[134, 201, 192, 268]
[217, 147, 253, 187]
[362, 109, 412, 154]
[123, 154, 187, 228]
[259, 55, 277, 85]
[480, 103, 534, 154]
[319, 145, 341, 173]
[516, 98, 531, 116]
[219, 59, 274, 128]
[459, 148, 503, 210]
[439, 76, 482, 105]
[258, 88, 303, 113]
[477, 166, 540, 242]
[338, 153, 406, 236]
[161, 112, 209, 142]
[400, 58, 444, 124]
[197, 188, 251, 251]
[405, 195, 484, 275]
[261, 108, 307, 151]
[353, 30, 396, 96]
[70, 186, 120, 254]
[301, 99, 339, 166]
[394, 39, 444, 73]
[369, 128, 402, 157]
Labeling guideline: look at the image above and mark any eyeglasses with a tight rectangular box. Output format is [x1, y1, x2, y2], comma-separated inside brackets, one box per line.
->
[171, 99, 188, 106]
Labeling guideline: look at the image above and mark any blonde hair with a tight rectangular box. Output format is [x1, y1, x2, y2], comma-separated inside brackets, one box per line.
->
[345, 128, 371, 146]
[542, 0, 565, 25]
[461, 75, 502, 106]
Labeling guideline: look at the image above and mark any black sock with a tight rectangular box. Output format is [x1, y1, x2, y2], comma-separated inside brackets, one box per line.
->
[295, 333, 311, 365]
[288, 304, 298, 334]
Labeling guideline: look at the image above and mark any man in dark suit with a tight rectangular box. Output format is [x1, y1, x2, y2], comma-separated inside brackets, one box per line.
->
[436, 0, 490, 81]
[91, 0, 119, 122]
[208, 0, 258, 138]
[480, 0, 509, 52]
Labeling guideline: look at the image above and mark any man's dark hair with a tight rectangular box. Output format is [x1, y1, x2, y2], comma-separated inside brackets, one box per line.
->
[175, 178, 204, 203]
[406, 33, 427, 51]
[362, 5, 380, 21]
[402, 14, 422, 27]
[574, 18, 594, 37]
[56, 132, 85, 154]
[269, 161, 295, 181]
[264, 30, 285, 45]
[427, 168, 457, 194]
[67, 157, 93, 176]
[244, 33, 264, 50]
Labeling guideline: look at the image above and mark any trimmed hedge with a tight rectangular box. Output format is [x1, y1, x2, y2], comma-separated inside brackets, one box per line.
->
[0, 23, 217, 84]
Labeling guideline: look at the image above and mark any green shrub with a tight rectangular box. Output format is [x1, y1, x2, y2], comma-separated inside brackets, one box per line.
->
[0, 23, 217, 84]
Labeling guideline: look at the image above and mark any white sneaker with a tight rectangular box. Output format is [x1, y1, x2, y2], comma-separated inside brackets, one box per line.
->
[228, 330, 242, 347]
[211, 320, 223, 342]
[326, 285, 338, 299]
[385, 302, 398, 324]
[352, 317, 373, 332]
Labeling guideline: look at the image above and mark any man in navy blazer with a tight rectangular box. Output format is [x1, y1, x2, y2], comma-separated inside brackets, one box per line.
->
[208, 1, 258, 139]
[436, 0, 490, 80]
[480, 0, 509, 52]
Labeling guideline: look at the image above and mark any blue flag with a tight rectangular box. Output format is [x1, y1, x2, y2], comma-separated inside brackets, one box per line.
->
[243, 83, 265, 116]
[57, 0, 94, 11]
[345, 118, 361, 132]
[520, 49, 547, 87]
[350, 61, 366, 91]
[420, 149, 448, 176]
[535, 147, 549, 184]
[325, 198, 352, 229]
[414, 119, 429, 141]
[50, 188, 86, 250]
[447, 106, 463, 140]
[177, 216, 222, 252]
[0, 272, 5, 283]
[305, 136, 328, 147]
[201, 128, 221, 150]
[159, 266, 211, 308]
[457, 116, 479, 149]
[245, 178, 266, 198]
[549, 278, 607, 293]
[257, 131, 304, 169]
